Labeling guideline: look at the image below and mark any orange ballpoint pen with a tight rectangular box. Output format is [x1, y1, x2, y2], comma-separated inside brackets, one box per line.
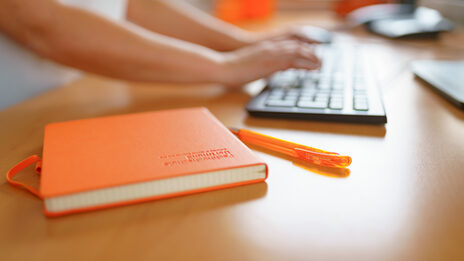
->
[229, 128, 352, 168]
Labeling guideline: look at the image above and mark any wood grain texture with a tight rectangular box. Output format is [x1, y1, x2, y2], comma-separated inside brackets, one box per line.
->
[1, 11, 463, 261]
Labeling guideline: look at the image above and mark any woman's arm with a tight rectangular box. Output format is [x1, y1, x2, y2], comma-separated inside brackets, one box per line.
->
[127, 0, 255, 52]
[0, 0, 320, 86]
[0, 0, 225, 83]
[127, 0, 326, 52]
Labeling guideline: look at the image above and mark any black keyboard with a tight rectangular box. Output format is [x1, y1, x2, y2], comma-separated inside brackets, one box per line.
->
[246, 45, 387, 124]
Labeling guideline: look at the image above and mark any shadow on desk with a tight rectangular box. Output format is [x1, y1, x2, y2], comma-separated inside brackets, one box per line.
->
[245, 116, 387, 137]
[0, 181, 267, 241]
[245, 143, 350, 178]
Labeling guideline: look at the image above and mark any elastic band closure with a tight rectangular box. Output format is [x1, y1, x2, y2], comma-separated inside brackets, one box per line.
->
[6, 155, 43, 199]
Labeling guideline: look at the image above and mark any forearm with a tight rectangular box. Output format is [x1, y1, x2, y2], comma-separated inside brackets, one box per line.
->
[127, 0, 255, 51]
[0, 0, 225, 83]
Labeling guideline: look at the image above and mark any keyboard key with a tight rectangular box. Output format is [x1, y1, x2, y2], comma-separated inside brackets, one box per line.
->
[332, 73, 344, 83]
[284, 96, 298, 102]
[315, 97, 329, 104]
[302, 80, 317, 90]
[287, 90, 300, 96]
[300, 90, 314, 95]
[354, 99, 368, 105]
[318, 83, 331, 90]
[319, 75, 331, 82]
[354, 101, 369, 111]
[269, 76, 298, 89]
[332, 83, 345, 90]
[304, 71, 320, 81]
[330, 97, 344, 104]
[268, 94, 284, 100]
[329, 101, 344, 110]
[330, 93, 344, 100]
[269, 89, 284, 95]
[300, 94, 316, 100]
[317, 89, 331, 94]
[316, 93, 330, 99]
[299, 94, 313, 99]
[354, 94, 368, 103]
[331, 88, 344, 94]
[266, 100, 296, 107]
[298, 100, 328, 109]
[301, 88, 317, 95]
[295, 69, 307, 81]
[353, 84, 366, 91]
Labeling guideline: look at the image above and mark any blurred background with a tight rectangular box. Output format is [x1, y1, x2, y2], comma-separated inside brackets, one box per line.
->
[189, 0, 463, 25]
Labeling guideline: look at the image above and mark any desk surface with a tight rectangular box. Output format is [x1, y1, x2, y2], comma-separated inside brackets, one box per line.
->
[1, 11, 464, 261]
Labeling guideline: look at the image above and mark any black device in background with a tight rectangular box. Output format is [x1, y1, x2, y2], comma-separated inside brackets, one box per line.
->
[348, 0, 454, 38]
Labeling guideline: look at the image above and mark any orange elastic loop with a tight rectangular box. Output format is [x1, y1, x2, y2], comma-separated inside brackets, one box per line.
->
[6, 155, 43, 199]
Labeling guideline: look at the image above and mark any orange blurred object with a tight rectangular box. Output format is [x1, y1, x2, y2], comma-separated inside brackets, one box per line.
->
[230, 128, 352, 169]
[215, 0, 275, 23]
[334, 0, 389, 17]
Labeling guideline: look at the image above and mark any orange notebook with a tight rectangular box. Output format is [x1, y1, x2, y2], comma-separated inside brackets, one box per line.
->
[12, 107, 267, 217]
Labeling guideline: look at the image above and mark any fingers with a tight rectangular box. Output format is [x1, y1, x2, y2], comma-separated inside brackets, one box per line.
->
[285, 33, 322, 44]
[292, 58, 321, 71]
[220, 39, 321, 87]
[269, 26, 324, 44]
[296, 34, 322, 44]
[271, 40, 321, 70]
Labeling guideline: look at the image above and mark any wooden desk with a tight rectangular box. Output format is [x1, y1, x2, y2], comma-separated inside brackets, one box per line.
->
[1, 11, 463, 261]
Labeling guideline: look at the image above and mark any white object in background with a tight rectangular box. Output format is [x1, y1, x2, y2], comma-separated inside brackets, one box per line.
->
[0, 0, 127, 110]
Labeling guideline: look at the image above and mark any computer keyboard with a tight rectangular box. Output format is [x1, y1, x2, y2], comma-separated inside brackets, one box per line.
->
[246, 45, 387, 124]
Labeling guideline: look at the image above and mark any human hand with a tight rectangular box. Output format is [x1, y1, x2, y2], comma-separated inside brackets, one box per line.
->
[253, 25, 332, 45]
[217, 39, 321, 87]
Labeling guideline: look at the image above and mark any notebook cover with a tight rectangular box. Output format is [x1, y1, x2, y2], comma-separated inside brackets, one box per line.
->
[40, 107, 267, 215]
